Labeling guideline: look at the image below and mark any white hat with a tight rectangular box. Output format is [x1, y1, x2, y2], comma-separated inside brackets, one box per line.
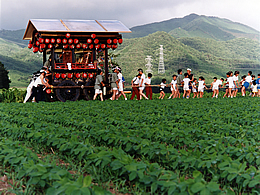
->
[187, 68, 192, 71]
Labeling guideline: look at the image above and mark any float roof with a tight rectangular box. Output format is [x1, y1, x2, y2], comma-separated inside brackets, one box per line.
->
[23, 19, 131, 40]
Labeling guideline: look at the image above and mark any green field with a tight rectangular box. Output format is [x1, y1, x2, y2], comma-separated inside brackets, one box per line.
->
[0, 98, 259, 194]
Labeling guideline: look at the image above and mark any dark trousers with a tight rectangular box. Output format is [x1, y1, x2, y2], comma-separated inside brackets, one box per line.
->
[130, 86, 140, 100]
[32, 86, 45, 103]
[145, 86, 152, 100]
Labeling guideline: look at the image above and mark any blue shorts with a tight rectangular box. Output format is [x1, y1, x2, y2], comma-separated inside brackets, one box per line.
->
[243, 82, 249, 89]
[257, 86, 260, 90]
[189, 86, 192, 90]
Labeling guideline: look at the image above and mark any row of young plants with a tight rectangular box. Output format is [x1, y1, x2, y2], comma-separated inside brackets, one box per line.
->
[0, 98, 259, 194]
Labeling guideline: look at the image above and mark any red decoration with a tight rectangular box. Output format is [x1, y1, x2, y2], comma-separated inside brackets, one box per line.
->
[36, 41, 40, 46]
[118, 39, 123, 44]
[57, 39, 62, 44]
[89, 73, 93, 78]
[101, 44, 106, 49]
[66, 33, 71, 39]
[67, 73, 73, 79]
[95, 44, 100, 49]
[70, 44, 75, 49]
[76, 73, 81, 78]
[107, 39, 112, 44]
[55, 73, 61, 79]
[113, 39, 118, 44]
[62, 39, 67, 44]
[91, 34, 96, 39]
[63, 44, 68, 49]
[74, 39, 79, 44]
[89, 44, 94, 49]
[68, 39, 73, 44]
[39, 38, 44, 43]
[61, 73, 66, 79]
[48, 44, 53, 49]
[46, 89, 52, 94]
[112, 44, 118, 50]
[28, 43, 33, 49]
[107, 44, 112, 49]
[83, 73, 88, 78]
[45, 39, 50, 44]
[82, 44, 87, 49]
[51, 38, 56, 44]
[87, 39, 92, 44]
[94, 39, 99, 44]
[76, 44, 81, 49]
[40, 44, 46, 49]
[33, 47, 39, 53]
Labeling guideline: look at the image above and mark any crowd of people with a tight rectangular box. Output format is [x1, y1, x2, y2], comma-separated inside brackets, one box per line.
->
[128, 68, 260, 100]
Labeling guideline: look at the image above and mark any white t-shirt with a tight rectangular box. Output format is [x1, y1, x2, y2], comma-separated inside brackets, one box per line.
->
[227, 77, 234, 88]
[132, 77, 140, 85]
[140, 74, 146, 87]
[212, 81, 219, 89]
[118, 73, 123, 84]
[171, 79, 177, 90]
[233, 75, 238, 83]
[198, 80, 205, 89]
[183, 78, 190, 88]
[33, 76, 43, 87]
[216, 80, 222, 86]
[145, 78, 151, 85]
[245, 75, 252, 83]
[160, 82, 166, 89]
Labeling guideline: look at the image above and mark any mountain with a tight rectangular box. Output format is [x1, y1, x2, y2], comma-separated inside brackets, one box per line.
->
[115, 31, 260, 84]
[124, 14, 260, 41]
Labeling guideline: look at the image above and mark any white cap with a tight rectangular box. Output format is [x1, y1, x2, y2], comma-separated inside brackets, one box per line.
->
[187, 68, 192, 71]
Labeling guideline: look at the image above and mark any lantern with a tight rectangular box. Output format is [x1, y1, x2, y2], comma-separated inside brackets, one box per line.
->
[82, 73, 88, 78]
[39, 38, 44, 43]
[28, 43, 33, 49]
[40, 44, 46, 49]
[55, 73, 61, 79]
[36, 41, 40, 46]
[112, 44, 118, 50]
[87, 39, 92, 44]
[74, 39, 79, 44]
[76, 73, 81, 78]
[45, 39, 50, 44]
[91, 34, 96, 39]
[33, 47, 39, 53]
[101, 44, 106, 49]
[107, 39, 112, 44]
[57, 38, 62, 44]
[46, 89, 52, 94]
[63, 44, 68, 49]
[94, 39, 99, 44]
[76, 44, 81, 49]
[89, 44, 94, 49]
[70, 44, 75, 49]
[82, 44, 87, 49]
[118, 39, 123, 44]
[62, 39, 67, 44]
[67, 73, 73, 79]
[89, 73, 93, 78]
[107, 44, 112, 49]
[51, 38, 56, 44]
[48, 44, 53, 49]
[66, 33, 71, 39]
[113, 39, 118, 44]
[61, 73, 66, 79]
[95, 44, 100, 49]
[68, 39, 73, 44]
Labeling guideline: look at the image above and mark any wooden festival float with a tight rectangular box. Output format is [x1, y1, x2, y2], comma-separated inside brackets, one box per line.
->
[23, 19, 131, 102]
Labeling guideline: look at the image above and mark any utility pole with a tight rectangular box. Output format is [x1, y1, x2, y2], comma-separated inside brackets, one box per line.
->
[145, 55, 153, 73]
[158, 45, 165, 74]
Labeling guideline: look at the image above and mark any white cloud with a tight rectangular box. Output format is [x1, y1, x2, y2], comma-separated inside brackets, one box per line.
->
[0, 0, 259, 31]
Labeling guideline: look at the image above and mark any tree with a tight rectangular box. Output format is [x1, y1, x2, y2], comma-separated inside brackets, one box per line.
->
[0, 61, 11, 89]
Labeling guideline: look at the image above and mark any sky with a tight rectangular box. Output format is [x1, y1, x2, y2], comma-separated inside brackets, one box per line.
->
[0, 0, 259, 31]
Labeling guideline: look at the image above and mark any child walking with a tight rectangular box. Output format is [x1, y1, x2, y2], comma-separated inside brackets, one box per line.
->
[145, 73, 153, 100]
[192, 78, 198, 98]
[159, 79, 167, 99]
[93, 69, 105, 101]
[130, 74, 141, 100]
[182, 73, 191, 99]
[252, 80, 258, 97]
[168, 75, 177, 99]
[198, 76, 208, 98]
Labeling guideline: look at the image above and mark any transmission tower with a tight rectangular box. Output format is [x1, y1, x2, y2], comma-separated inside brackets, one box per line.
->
[158, 45, 165, 74]
[145, 56, 153, 73]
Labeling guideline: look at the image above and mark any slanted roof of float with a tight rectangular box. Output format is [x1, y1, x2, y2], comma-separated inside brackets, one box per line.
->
[23, 19, 131, 40]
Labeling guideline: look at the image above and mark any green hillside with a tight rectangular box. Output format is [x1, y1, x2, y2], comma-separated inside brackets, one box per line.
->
[115, 32, 260, 84]
[124, 14, 259, 41]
